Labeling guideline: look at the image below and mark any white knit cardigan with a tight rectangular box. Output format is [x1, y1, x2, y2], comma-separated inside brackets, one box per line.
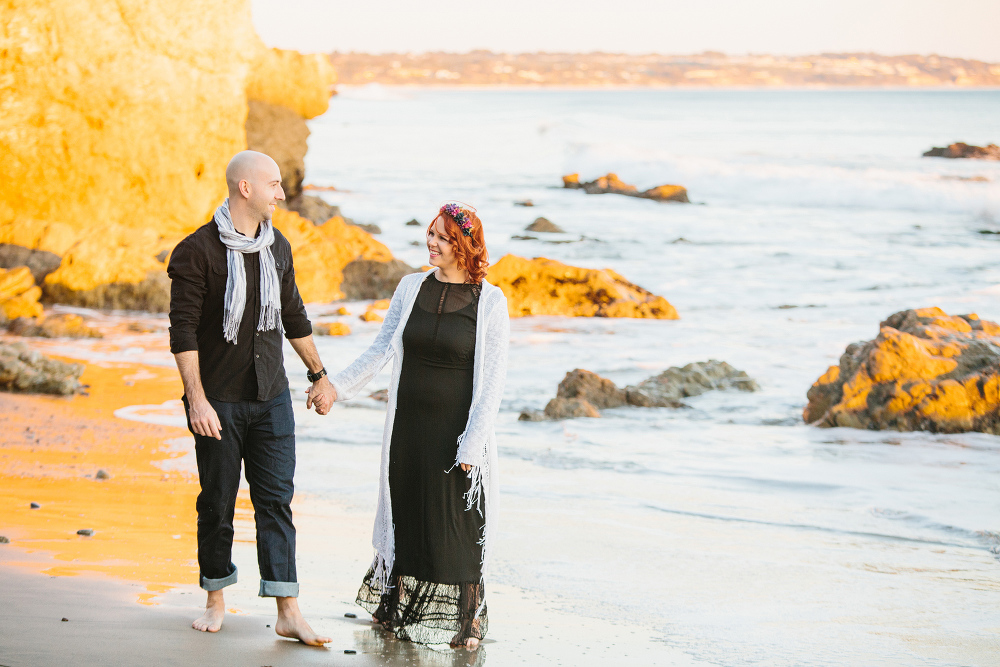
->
[330, 267, 510, 598]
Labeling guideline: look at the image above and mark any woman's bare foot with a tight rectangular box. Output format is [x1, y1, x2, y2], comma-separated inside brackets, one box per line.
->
[192, 590, 225, 632]
[450, 633, 480, 649]
[275, 596, 330, 646]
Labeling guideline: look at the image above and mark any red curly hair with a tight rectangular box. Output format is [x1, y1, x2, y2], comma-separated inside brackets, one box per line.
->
[430, 206, 489, 284]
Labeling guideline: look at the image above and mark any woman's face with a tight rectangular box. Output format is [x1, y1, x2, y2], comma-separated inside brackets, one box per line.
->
[427, 216, 458, 270]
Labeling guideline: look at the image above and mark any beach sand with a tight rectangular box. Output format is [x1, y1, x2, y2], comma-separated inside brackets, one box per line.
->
[0, 341, 695, 666]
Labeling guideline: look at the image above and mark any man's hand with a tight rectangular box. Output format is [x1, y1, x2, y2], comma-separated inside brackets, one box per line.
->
[189, 396, 222, 439]
[305, 376, 337, 415]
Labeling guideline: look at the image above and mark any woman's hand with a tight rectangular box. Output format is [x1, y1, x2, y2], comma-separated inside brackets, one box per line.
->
[460, 463, 473, 472]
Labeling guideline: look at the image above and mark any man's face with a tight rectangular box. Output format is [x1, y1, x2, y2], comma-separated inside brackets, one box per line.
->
[241, 161, 285, 222]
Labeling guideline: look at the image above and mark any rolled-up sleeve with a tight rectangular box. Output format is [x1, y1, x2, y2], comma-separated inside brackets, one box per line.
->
[279, 242, 312, 340]
[167, 239, 207, 354]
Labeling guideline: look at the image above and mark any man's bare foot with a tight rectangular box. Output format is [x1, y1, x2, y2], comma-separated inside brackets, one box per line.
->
[275, 596, 330, 646]
[192, 590, 225, 632]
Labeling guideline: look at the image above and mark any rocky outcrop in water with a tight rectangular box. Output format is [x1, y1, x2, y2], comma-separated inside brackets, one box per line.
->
[0, 245, 61, 285]
[521, 362, 757, 420]
[486, 255, 679, 319]
[0, 343, 85, 395]
[246, 100, 310, 200]
[804, 308, 1000, 434]
[525, 218, 565, 233]
[627, 360, 759, 406]
[562, 173, 690, 203]
[1, 1, 336, 310]
[923, 143, 1000, 160]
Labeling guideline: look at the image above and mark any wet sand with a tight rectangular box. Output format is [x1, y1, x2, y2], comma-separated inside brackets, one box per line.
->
[0, 339, 695, 666]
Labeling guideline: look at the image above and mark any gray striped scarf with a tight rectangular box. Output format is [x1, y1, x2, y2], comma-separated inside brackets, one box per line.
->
[214, 198, 283, 344]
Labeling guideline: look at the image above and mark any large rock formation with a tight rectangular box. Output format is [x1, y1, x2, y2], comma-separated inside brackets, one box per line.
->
[0, 1, 336, 310]
[0, 342, 84, 395]
[563, 173, 690, 203]
[804, 308, 1000, 434]
[486, 255, 679, 319]
[246, 100, 310, 200]
[923, 143, 1000, 160]
[0, 245, 61, 285]
[341, 258, 420, 300]
[521, 362, 757, 420]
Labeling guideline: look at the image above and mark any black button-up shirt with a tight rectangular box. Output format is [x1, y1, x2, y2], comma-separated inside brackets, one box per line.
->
[167, 221, 312, 402]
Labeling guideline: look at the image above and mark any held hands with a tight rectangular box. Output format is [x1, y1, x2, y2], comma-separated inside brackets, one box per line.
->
[460, 463, 472, 472]
[305, 376, 337, 415]
[189, 396, 222, 440]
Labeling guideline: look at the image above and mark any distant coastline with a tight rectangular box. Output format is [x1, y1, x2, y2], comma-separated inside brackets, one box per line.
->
[330, 51, 1000, 87]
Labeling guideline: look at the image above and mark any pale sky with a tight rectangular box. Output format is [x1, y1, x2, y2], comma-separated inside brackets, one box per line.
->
[251, 0, 1000, 62]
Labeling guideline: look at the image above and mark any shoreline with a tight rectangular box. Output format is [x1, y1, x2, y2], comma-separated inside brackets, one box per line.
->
[333, 82, 1000, 92]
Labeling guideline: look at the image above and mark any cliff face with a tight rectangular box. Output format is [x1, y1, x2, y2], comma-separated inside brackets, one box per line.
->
[804, 308, 1000, 434]
[0, 0, 336, 307]
[486, 255, 679, 319]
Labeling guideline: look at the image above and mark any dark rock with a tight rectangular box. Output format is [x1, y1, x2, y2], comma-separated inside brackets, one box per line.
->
[518, 409, 546, 422]
[0, 342, 85, 395]
[525, 217, 565, 233]
[154, 249, 169, 263]
[344, 612, 357, 618]
[544, 397, 600, 420]
[30, 502, 40, 509]
[923, 143, 1000, 160]
[246, 99, 309, 198]
[510, 235, 538, 241]
[626, 360, 759, 405]
[61, 617, 68, 622]
[76, 529, 94, 536]
[344, 649, 357, 655]
[8, 313, 102, 339]
[350, 222, 382, 235]
[284, 193, 341, 225]
[95, 469, 110, 480]
[0, 244, 62, 285]
[0, 536, 8, 543]
[43, 270, 171, 312]
[556, 369, 627, 409]
[369, 389, 388, 402]
[405, 219, 421, 226]
[341, 258, 420, 300]
[514, 200, 535, 207]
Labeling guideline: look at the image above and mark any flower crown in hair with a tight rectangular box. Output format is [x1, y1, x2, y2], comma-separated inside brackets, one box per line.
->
[440, 203, 474, 237]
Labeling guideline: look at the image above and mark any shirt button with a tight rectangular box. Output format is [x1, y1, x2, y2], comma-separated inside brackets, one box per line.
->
[255, 354, 259, 358]
[255, 333, 259, 336]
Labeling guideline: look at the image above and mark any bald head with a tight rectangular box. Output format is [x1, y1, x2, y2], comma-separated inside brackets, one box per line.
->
[226, 150, 281, 197]
[225, 151, 285, 228]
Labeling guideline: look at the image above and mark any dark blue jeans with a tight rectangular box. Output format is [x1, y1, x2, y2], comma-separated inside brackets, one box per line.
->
[184, 389, 298, 597]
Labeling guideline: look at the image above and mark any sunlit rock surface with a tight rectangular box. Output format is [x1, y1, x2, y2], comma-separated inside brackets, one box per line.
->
[272, 209, 392, 303]
[562, 173, 690, 202]
[0, 267, 43, 320]
[804, 308, 1000, 434]
[486, 255, 679, 319]
[0, 0, 335, 307]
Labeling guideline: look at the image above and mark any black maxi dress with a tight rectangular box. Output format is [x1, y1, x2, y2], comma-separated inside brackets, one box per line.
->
[357, 274, 487, 645]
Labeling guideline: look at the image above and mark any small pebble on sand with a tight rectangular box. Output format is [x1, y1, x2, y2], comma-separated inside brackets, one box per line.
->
[76, 529, 94, 536]
[0, 536, 9, 543]
[30, 502, 40, 509]
[344, 649, 357, 654]
[95, 469, 110, 480]
[61, 618, 68, 622]
[344, 612, 357, 618]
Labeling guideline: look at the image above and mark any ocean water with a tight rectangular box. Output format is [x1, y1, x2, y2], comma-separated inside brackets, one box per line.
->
[113, 88, 1000, 664]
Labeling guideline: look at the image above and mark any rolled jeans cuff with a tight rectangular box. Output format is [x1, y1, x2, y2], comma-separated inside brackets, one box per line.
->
[259, 580, 299, 598]
[201, 565, 238, 591]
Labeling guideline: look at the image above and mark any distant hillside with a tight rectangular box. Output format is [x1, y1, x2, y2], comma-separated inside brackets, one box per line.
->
[330, 51, 1000, 87]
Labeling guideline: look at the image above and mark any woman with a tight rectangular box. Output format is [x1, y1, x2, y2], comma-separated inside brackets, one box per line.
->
[329, 203, 509, 648]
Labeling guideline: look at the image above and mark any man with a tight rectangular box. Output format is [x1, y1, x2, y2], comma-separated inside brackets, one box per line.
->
[167, 150, 334, 645]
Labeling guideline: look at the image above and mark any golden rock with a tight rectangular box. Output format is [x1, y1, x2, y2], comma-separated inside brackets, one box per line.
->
[312, 322, 351, 336]
[0, 267, 43, 319]
[804, 308, 1000, 434]
[486, 255, 679, 319]
[271, 209, 392, 303]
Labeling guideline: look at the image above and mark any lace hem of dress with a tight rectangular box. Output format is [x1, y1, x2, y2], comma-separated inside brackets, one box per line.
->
[356, 567, 488, 646]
